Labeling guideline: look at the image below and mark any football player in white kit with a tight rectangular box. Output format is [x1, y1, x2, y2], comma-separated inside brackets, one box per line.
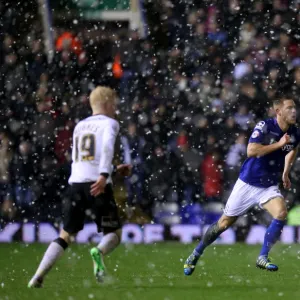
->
[28, 86, 131, 287]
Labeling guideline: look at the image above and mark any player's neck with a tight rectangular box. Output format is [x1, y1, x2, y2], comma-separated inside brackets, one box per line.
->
[276, 118, 289, 132]
[92, 108, 114, 119]
[92, 109, 107, 117]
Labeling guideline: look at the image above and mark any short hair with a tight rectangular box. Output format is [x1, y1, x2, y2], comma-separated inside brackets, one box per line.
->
[89, 86, 116, 108]
[273, 93, 294, 108]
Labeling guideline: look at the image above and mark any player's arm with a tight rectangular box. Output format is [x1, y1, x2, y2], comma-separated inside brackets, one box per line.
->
[112, 136, 132, 177]
[247, 121, 290, 158]
[91, 120, 120, 196]
[283, 146, 298, 175]
[247, 133, 290, 158]
[282, 146, 298, 189]
[99, 120, 120, 176]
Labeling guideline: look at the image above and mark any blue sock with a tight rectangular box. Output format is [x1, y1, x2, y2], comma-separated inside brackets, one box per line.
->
[259, 219, 285, 257]
[194, 222, 225, 256]
[195, 241, 205, 255]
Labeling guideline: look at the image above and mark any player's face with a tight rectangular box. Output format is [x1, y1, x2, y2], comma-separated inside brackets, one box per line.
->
[280, 100, 296, 125]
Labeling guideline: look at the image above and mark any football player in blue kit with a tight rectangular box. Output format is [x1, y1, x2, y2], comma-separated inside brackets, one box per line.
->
[184, 95, 299, 275]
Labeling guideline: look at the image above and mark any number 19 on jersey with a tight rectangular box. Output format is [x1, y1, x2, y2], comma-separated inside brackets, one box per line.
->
[75, 134, 96, 161]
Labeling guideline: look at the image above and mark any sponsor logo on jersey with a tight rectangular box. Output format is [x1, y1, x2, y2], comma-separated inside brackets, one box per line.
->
[282, 144, 294, 152]
[255, 121, 265, 131]
[251, 130, 260, 138]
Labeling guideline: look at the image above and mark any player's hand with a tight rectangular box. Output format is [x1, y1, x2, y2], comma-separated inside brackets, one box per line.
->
[90, 175, 107, 196]
[116, 164, 132, 177]
[282, 173, 291, 190]
[278, 133, 291, 147]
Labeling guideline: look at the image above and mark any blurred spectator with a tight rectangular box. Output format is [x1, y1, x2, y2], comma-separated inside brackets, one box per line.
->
[224, 0, 245, 48]
[291, 67, 300, 102]
[144, 146, 177, 212]
[56, 32, 83, 56]
[233, 53, 253, 80]
[238, 22, 256, 52]
[10, 141, 37, 215]
[121, 123, 145, 206]
[268, 14, 283, 42]
[225, 133, 247, 188]
[30, 113, 55, 153]
[250, 1, 265, 29]
[207, 22, 228, 47]
[27, 40, 47, 90]
[234, 105, 255, 131]
[201, 150, 223, 203]
[175, 132, 201, 203]
[0, 133, 13, 190]
[54, 120, 74, 165]
[35, 155, 60, 220]
[238, 80, 266, 119]
[0, 132, 15, 221]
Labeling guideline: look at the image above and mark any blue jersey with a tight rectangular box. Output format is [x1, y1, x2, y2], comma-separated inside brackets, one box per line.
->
[239, 118, 300, 187]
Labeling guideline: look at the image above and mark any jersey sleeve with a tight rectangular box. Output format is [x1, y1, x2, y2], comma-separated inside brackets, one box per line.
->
[98, 119, 120, 174]
[249, 121, 267, 144]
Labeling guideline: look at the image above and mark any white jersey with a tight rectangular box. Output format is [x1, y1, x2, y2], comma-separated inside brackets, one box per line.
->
[68, 114, 120, 184]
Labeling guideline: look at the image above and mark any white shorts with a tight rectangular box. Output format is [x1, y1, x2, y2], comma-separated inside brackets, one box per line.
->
[224, 178, 283, 217]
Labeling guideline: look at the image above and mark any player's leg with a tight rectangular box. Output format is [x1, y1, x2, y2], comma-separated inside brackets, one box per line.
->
[184, 214, 237, 275]
[256, 196, 287, 271]
[96, 228, 122, 255]
[28, 185, 85, 287]
[195, 215, 238, 255]
[28, 229, 73, 287]
[90, 183, 122, 282]
[90, 228, 122, 282]
[184, 178, 253, 276]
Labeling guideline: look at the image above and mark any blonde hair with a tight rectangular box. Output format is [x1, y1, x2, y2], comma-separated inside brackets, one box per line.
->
[89, 86, 116, 109]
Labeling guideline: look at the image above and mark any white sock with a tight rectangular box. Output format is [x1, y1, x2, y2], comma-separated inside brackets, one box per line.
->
[33, 239, 68, 280]
[97, 232, 120, 256]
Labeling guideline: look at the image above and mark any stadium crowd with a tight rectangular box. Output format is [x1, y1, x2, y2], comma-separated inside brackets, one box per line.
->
[1, 0, 300, 224]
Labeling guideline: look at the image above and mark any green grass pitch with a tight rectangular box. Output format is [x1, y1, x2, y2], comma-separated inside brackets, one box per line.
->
[1, 243, 300, 300]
